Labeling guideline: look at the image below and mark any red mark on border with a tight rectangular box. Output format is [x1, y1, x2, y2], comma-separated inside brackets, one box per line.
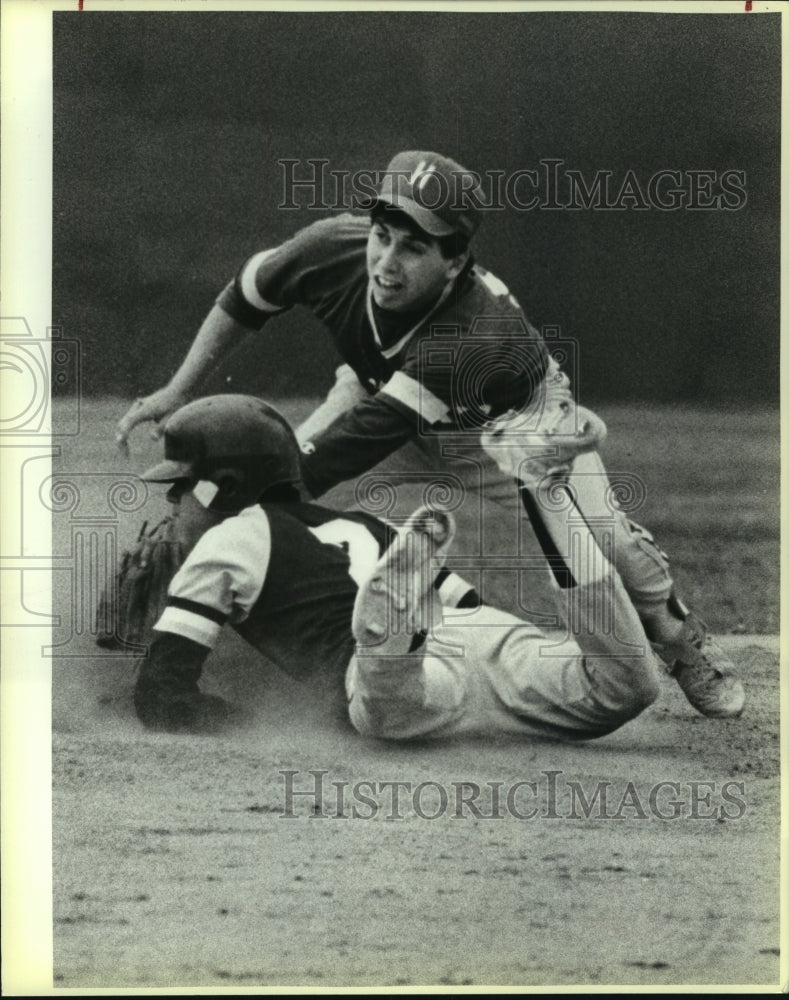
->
[78, 0, 83, 9]
[745, 0, 752, 9]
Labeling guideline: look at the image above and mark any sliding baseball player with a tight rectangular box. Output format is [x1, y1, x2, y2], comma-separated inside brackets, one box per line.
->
[131, 394, 743, 735]
[116, 149, 744, 710]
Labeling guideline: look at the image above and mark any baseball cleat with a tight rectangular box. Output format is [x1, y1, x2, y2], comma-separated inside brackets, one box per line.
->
[664, 613, 745, 718]
[352, 505, 455, 655]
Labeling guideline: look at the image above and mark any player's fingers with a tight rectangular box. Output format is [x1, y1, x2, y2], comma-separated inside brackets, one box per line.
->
[115, 418, 132, 444]
[575, 407, 607, 449]
[116, 397, 149, 439]
[115, 416, 135, 456]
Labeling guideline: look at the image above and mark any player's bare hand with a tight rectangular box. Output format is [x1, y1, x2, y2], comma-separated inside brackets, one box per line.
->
[115, 387, 188, 456]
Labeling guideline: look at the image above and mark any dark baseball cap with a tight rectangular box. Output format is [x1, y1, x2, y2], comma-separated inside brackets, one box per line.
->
[372, 150, 484, 240]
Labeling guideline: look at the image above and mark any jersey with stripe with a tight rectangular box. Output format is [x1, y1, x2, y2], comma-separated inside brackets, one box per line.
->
[216, 214, 550, 496]
[154, 501, 392, 681]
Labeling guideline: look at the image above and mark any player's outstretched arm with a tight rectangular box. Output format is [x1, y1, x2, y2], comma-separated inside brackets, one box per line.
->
[300, 395, 418, 498]
[115, 304, 253, 452]
[134, 630, 234, 733]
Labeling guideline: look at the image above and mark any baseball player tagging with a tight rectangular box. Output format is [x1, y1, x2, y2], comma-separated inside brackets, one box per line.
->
[116, 149, 744, 694]
[131, 395, 744, 735]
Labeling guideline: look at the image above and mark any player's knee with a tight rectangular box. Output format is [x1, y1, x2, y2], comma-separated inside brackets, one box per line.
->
[347, 694, 411, 740]
[347, 693, 375, 736]
[589, 653, 661, 723]
[617, 670, 661, 719]
[347, 692, 395, 738]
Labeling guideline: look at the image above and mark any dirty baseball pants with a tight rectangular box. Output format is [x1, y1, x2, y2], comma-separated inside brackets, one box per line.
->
[344, 533, 665, 742]
[296, 363, 675, 624]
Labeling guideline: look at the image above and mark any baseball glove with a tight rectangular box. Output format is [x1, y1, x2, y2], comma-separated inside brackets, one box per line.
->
[96, 514, 184, 651]
[480, 402, 607, 484]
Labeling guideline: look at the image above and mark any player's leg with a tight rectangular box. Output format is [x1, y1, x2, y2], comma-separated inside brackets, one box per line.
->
[562, 449, 745, 716]
[347, 506, 471, 739]
[480, 409, 745, 718]
[346, 503, 663, 741]
[463, 602, 663, 740]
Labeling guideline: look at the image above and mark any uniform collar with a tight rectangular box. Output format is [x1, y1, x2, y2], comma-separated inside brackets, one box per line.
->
[366, 255, 474, 359]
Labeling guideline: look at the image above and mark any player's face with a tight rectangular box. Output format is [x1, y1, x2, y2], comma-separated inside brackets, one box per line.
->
[165, 478, 194, 504]
[367, 218, 464, 312]
[165, 479, 225, 555]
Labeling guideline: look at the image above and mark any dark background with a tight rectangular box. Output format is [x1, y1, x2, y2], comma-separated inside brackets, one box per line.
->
[53, 11, 780, 405]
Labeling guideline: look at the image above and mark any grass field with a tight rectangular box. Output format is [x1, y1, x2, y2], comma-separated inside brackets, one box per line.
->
[48, 398, 781, 989]
[54, 397, 780, 631]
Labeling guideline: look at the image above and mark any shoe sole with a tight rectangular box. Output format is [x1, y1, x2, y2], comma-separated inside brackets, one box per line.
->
[352, 507, 455, 655]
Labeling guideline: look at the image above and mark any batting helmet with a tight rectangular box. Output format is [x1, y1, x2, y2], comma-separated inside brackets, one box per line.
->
[141, 394, 302, 512]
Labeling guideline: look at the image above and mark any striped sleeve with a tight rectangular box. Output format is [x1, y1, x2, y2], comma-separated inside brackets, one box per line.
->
[154, 506, 272, 647]
[377, 371, 450, 426]
[216, 215, 368, 330]
[216, 248, 287, 329]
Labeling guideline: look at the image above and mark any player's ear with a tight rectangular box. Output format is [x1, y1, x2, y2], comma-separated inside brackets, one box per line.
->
[444, 250, 469, 282]
[213, 467, 245, 503]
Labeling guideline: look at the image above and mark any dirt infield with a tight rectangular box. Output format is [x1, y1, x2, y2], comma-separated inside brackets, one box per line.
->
[53, 634, 779, 989]
[48, 400, 781, 989]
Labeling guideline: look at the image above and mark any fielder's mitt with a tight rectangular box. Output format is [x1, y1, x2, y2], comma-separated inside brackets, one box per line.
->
[96, 514, 184, 651]
[480, 403, 607, 484]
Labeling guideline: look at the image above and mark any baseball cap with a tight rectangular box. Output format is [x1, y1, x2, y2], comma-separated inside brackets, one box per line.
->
[372, 150, 484, 240]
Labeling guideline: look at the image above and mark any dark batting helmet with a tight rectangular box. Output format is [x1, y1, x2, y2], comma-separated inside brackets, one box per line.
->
[141, 394, 302, 512]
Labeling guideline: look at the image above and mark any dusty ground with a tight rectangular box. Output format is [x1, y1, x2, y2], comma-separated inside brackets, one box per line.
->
[53, 636, 779, 990]
[49, 400, 781, 990]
